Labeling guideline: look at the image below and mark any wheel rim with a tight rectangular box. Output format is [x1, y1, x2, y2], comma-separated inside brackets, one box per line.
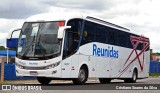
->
[133, 71, 136, 81]
[79, 69, 85, 81]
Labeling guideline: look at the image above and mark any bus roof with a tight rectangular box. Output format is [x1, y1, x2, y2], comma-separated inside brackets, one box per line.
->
[26, 12, 86, 22]
[25, 12, 148, 38]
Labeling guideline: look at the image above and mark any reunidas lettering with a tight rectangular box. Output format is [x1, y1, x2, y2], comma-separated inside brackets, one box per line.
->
[93, 44, 119, 58]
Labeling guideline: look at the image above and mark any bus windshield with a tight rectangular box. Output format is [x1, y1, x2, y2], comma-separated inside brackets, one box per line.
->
[17, 21, 63, 58]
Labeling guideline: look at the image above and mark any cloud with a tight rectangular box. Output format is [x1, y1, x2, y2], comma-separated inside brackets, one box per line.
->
[0, 18, 24, 47]
[0, 0, 48, 19]
[0, 0, 142, 19]
[0, 33, 8, 47]
[0, 18, 24, 46]
[42, 0, 109, 11]
[0, 18, 24, 33]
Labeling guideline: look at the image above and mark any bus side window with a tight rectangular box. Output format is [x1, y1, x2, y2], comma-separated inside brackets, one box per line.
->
[127, 34, 132, 49]
[114, 30, 119, 46]
[81, 21, 96, 45]
[119, 32, 127, 47]
[108, 28, 115, 45]
[96, 25, 107, 44]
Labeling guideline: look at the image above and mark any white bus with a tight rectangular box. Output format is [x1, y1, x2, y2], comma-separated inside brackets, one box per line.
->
[9, 12, 150, 84]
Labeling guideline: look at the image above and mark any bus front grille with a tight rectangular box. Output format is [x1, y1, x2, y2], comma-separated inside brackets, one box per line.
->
[23, 66, 46, 70]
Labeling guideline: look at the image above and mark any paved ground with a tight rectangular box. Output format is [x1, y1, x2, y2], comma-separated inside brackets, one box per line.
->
[1, 77, 160, 93]
[4, 76, 160, 84]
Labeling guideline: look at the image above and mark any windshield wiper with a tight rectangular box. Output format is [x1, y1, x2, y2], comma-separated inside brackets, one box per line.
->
[22, 35, 36, 57]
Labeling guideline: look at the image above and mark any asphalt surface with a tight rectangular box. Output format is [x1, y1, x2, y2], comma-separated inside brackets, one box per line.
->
[1, 77, 160, 93]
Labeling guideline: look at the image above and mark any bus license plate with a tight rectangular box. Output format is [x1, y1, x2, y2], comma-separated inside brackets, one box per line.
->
[30, 71, 38, 75]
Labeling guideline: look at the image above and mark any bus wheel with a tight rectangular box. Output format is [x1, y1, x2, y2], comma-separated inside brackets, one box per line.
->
[124, 69, 137, 83]
[99, 78, 111, 83]
[72, 66, 88, 85]
[37, 77, 51, 85]
[130, 69, 137, 83]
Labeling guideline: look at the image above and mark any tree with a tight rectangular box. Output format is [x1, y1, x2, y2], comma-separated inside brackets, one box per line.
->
[150, 49, 153, 60]
[0, 46, 6, 50]
[150, 52, 152, 60]
[9, 48, 17, 51]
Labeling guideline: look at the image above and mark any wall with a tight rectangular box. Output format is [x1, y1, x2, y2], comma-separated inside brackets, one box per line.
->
[0, 64, 36, 80]
[149, 61, 160, 73]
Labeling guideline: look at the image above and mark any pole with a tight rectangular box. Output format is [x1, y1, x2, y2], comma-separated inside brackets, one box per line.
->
[7, 48, 8, 64]
[0, 57, 4, 82]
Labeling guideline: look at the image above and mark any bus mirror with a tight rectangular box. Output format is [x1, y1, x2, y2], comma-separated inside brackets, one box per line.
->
[7, 28, 21, 39]
[57, 26, 71, 39]
[7, 28, 21, 48]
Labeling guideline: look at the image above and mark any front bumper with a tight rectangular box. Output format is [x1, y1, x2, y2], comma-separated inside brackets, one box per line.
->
[16, 65, 61, 78]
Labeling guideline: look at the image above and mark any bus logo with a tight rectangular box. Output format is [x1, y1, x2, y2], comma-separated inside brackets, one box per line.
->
[93, 44, 119, 58]
[118, 35, 149, 77]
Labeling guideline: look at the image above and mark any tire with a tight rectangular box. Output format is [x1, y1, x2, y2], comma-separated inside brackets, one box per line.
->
[37, 77, 51, 85]
[124, 69, 137, 83]
[72, 67, 88, 85]
[99, 78, 111, 83]
[130, 69, 137, 83]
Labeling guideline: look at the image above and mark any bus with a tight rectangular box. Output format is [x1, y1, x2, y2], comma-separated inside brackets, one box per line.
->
[8, 12, 150, 85]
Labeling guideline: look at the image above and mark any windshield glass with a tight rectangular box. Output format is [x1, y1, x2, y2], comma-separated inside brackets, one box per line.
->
[17, 21, 63, 58]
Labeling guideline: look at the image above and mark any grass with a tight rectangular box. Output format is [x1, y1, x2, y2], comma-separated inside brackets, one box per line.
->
[0, 81, 11, 84]
[0, 79, 69, 84]
[0, 80, 38, 85]
[149, 73, 160, 77]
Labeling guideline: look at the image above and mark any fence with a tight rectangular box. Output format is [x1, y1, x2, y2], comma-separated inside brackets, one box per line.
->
[0, 63, 36, 80]
[149, 61, 160, 74]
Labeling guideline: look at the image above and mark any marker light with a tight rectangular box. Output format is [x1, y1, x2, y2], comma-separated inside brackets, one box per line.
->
[58, 21, 64, 27]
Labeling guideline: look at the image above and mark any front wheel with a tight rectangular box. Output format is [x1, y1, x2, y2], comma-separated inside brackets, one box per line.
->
[37, 77, 51, 85]
[72, 67, 88, 85]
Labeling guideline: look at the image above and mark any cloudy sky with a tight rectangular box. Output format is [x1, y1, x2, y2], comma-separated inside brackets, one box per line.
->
[0, 0, 159, 52]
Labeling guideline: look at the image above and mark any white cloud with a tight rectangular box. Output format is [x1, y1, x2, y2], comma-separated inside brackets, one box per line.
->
[0, 0, 48, 19]
[0, 19, 24, 47]
[0, 19, 24, 33]
[101, 0, 160, 52]
[0, 33, 7, 47]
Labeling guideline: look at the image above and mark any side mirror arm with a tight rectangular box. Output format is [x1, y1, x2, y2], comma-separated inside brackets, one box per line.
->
[7, 28, 21, 39]
[57, 26, 71, 39]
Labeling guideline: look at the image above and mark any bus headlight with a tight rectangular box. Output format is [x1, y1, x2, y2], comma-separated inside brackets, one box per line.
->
[45, 61, 60, 69]
[15, 63, 24, 69]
